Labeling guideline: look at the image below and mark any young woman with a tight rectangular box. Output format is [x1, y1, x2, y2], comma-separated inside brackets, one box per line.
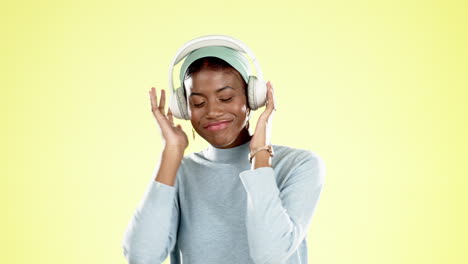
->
[122, 43, 326, 264]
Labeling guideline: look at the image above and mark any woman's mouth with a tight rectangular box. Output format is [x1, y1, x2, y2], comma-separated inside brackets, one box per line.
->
[205, 120, 232, 131]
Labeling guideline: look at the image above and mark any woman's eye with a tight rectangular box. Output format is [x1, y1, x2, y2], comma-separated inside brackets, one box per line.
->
[193, 97, 232, 108]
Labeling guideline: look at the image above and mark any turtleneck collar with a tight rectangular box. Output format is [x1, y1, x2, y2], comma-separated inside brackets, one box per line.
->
[202, 139, 251, 164]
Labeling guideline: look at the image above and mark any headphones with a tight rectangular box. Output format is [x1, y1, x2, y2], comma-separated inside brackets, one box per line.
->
[167, 34, 267, 120]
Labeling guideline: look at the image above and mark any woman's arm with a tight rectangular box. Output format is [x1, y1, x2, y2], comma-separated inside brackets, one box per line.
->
[239, 150, 326, 264]
[249, 80, 275, 170]
[122, 147, 183, 264]
[155, 146, 184, 186]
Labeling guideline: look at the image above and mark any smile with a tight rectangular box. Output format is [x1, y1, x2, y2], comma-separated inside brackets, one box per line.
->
[205, 120, 232, 131]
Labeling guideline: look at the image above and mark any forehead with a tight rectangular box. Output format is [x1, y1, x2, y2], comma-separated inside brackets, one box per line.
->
[193, 69, 239, 86]
[185, 69, 243, 95]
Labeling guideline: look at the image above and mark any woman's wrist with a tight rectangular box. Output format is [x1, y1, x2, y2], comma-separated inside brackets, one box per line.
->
[249, 144, 274, 169]
[163, 145, 185, 158]
[251, 149, 272, 169]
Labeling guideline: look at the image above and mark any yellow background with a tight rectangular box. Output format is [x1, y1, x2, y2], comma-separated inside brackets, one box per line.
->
[2, 0, 466, 263]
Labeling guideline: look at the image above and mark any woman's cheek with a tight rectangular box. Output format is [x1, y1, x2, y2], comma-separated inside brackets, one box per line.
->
[189, 108, 201, 124]
[232, 104, 248, 115]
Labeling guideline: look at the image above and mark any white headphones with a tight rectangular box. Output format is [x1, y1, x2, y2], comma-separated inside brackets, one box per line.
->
[167, 34, 268, 120]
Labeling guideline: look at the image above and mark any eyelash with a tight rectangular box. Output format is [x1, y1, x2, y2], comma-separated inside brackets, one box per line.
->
[194, 97, 233, 107]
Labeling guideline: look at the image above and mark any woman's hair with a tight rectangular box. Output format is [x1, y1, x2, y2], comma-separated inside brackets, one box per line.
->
[184, 56, 248, 94]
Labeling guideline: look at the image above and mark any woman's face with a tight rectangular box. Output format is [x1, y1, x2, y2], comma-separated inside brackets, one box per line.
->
[186, 67, 251, 148]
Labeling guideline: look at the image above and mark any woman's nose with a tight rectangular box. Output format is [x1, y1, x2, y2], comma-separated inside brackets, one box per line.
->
[206, 101, 224, 118]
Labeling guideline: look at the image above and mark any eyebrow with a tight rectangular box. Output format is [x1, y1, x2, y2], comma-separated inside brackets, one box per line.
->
[189, 86, 235, 97]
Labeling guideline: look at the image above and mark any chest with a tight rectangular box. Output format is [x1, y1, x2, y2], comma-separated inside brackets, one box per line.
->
[179, 166, 247, 218]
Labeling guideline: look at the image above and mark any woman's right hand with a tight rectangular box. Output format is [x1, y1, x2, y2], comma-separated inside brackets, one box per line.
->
[149, 87, 189, 152]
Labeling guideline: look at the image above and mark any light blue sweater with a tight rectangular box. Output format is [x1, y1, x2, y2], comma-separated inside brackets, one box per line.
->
[122, 139, 326, 264]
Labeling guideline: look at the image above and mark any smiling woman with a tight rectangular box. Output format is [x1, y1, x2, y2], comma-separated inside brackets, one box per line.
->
[122, 35, 326, 264]
[184, 56, 252, 149]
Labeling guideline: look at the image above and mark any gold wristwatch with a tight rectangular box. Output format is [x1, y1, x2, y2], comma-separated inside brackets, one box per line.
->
[249, 145, 275, 163]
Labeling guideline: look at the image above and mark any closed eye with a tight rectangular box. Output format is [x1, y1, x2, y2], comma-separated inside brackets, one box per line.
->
[193, 97, 233, 108]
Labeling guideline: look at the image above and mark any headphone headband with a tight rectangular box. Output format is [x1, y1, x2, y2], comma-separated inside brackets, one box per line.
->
[167, 34, 264, 96]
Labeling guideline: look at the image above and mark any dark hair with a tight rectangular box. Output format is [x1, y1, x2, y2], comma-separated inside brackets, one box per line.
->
[184, 56, 248, 94]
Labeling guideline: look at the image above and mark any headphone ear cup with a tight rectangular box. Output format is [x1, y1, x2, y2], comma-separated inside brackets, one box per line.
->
[247, 75, 267, 111]
[169, 86, 190, 120]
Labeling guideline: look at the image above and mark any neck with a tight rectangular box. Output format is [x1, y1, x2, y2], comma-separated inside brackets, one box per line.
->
[203, 134, 252, 163]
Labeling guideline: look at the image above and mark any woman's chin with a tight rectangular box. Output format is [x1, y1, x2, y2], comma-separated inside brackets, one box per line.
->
[207, 135, 236, 148]
[210, 139, 233, 148]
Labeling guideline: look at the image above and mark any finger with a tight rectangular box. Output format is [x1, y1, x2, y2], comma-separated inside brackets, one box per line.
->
[149, 87, 159, 111]
[149, 87, 175, 136]
[150, 87, 166, 122]
[167, 108, 174, 126]
[270, 81, 277, 111]
[159, 89, 166, 116]
[266, 81, 274, 112]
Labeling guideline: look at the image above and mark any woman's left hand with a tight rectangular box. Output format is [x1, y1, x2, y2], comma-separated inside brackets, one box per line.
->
[249, 80, 277, 150]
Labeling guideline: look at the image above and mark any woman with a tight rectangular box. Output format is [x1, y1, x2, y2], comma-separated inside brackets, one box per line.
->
[122, 44, 326, 264]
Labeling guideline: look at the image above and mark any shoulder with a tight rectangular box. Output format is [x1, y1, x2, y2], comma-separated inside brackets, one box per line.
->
[176, 151, 214, 176]
[272, 143, 326, 184]
[180, 151, 208, 167]
[272, 143, 324, 165]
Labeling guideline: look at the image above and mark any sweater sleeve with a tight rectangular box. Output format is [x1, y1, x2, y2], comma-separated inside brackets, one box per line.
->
[238, 151, 326, 264]
[122, 177, 180, 264]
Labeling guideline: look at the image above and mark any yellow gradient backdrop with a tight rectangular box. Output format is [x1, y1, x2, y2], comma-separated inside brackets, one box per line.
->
[2, 0, 466, 263]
